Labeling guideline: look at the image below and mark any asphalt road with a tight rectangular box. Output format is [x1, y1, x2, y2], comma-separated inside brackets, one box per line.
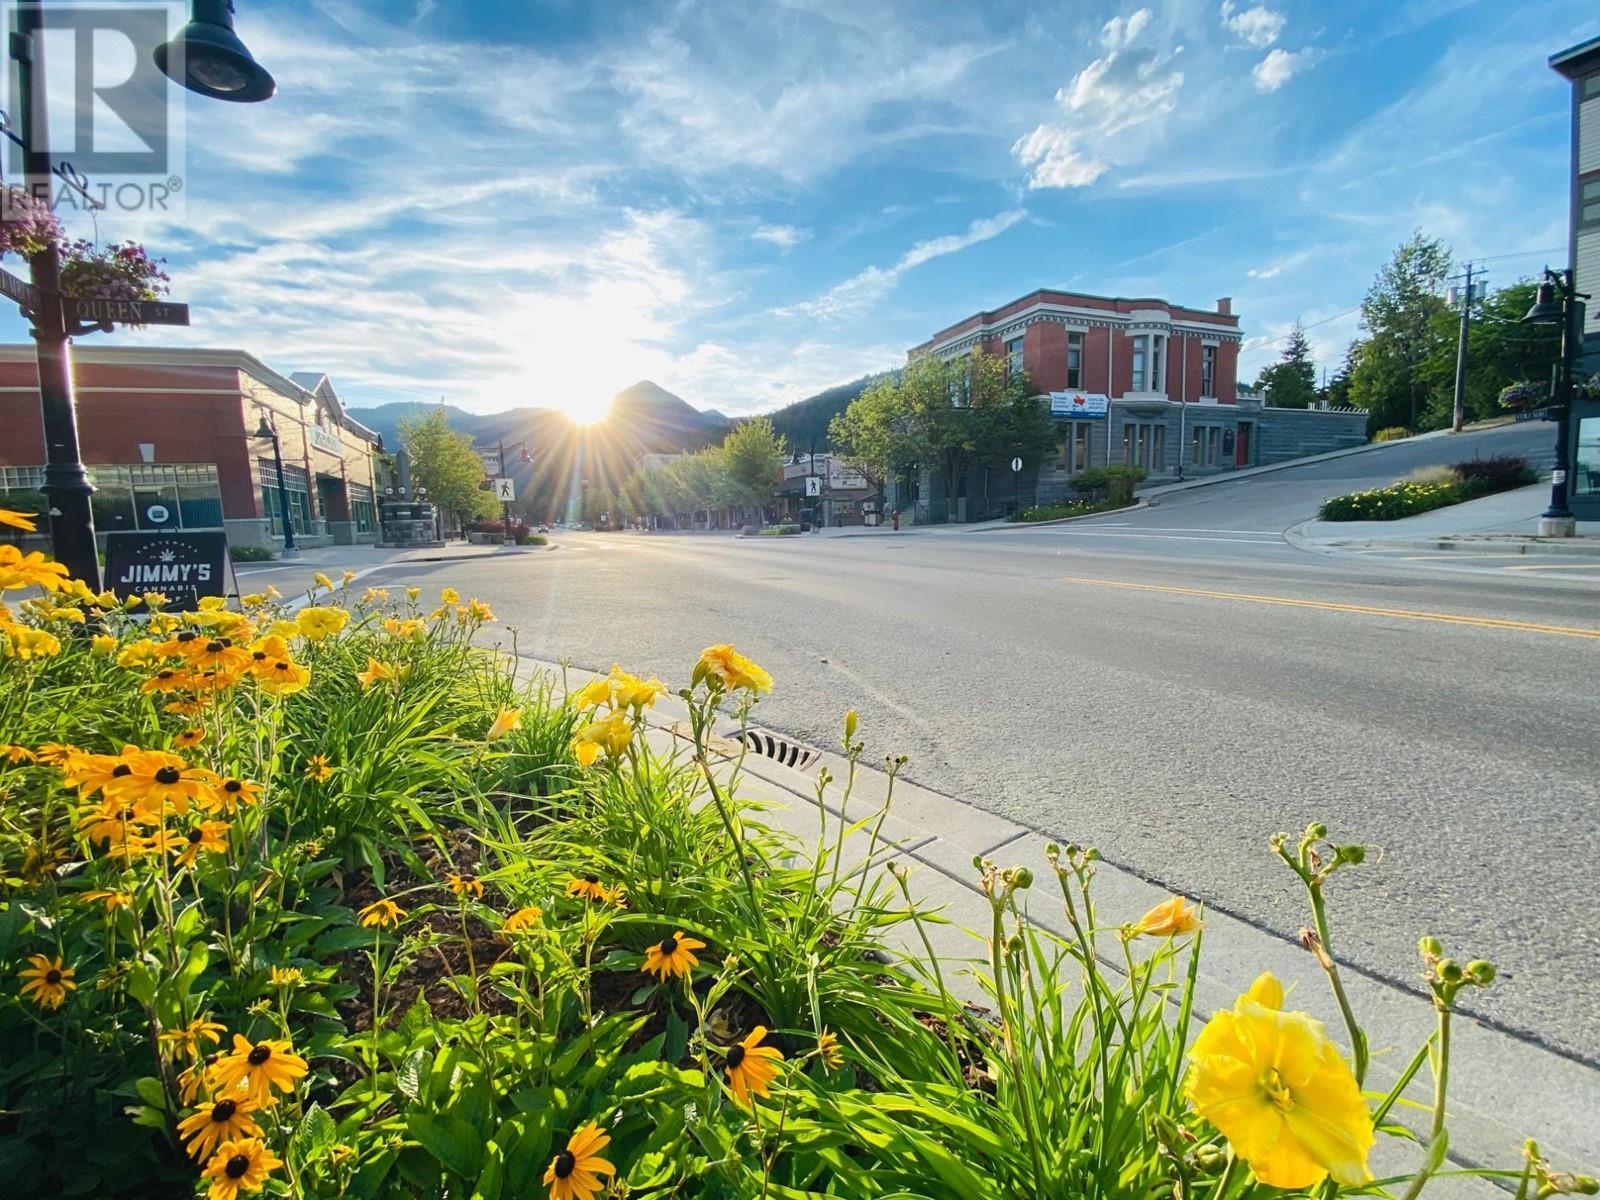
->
[371, 425, 1600, 1063]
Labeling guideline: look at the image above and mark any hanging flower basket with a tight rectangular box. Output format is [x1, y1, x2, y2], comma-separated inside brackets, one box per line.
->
[58, 238, 170, 302]
[1497, 381, 1544, 411]
[0, 185, 64, 260]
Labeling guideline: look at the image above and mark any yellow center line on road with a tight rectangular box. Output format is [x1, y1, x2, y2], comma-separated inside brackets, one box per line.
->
[1059, 576, 1600, 640]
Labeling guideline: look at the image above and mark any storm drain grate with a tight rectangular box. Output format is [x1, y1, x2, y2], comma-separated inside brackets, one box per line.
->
[732, 728, 822, 772]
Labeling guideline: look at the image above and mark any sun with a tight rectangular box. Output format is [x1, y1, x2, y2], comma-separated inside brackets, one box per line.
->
[559, 392, 614, 426]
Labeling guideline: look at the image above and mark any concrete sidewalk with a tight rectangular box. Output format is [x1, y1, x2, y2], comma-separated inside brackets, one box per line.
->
[1289, 484, 1600, 557]
[515, 655, 1598, 1191]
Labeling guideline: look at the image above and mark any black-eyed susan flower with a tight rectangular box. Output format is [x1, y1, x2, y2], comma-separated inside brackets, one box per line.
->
[111, 750, 219, 816]
[141, 666, 192, 694]
[18, 953, 75, 1009]
[724, 1025, 783, 1106]
[174, 727, 206, 750]
[1, 743, 36, 764]
[302, 754, 334, 783]
[485, 706, 522, 741]
[817, 1028, 844, 1070]
[160, 1016, 227, 1063]
[257, 657, 311, 696]
[565, 874, 610, 903]
[177, 1057, 213, 1106]
[502, 906, 542, 936]
[81, 889, 132, 914]
[211, 777, 261, 814]
[447, 873, 484, 900]
[173, 820, 230, 869]
[201, 1136, 282, 1200]
[208, 1034, 309, 1108]
[543, 1121, 614, 1200]
[641, 931, 705, 981]
[178, 1095, 262, 1161]
[358, 898, 406, 929]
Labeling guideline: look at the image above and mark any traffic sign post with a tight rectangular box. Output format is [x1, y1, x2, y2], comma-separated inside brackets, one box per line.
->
[1011, 455, 1023, 516]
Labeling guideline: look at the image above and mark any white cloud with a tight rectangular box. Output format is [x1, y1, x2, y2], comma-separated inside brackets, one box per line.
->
[1220, 2, 1286, 49]
[1252, 47, 1315, 92]
[1012, 127, 1109, 189]
[777, 210, 1027, 319]
[1101, 8, 1153, 50]
[751, 224, 810, 250]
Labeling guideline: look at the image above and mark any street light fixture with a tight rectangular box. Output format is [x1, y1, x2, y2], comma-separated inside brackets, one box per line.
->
[1521, 267, 1589, 537]
[251, 412, 299, 557]
[154, 0, 276, 103]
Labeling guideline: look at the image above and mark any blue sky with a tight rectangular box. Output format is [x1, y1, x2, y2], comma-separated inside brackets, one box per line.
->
[3, 0, 1595, 419]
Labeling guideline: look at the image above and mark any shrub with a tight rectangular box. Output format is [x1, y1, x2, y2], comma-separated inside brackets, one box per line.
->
[1070, 464, 1147, 505]
[759, 524, 801, 536]
[1453, 454, 1538, 498]
[0, 551, 1586, 1199]
[1373, 426, 1413, 442]
[1009, 499, 1120, 523]
[228, 543, 275, 562]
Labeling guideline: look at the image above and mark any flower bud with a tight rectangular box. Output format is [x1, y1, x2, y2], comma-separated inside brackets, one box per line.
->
[1011, 866, 1033, 890]
[1419, 935, 1443, 959]
[1046, 842, 1060, 857]
[1084, 848, 1100, 862]
[1306, 822, 1328, 840]
[1194, 1144, 1226, 1170]
[1437, 958, 1463, 983]
[1005, 933, 1024, 956]
[843, 709, 858, 743]
[1466, 960, 1497, 986]
[1337, 844, 1366, 865]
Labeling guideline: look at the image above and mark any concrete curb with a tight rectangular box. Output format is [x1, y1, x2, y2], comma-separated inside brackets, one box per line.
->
[963, 501, 1146, 532]
[1297, 534, 1600, 559]
[503, 652, 1599, 1186]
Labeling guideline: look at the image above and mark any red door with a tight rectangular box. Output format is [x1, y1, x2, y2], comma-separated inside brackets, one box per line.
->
[1236, 423, 1251, 466]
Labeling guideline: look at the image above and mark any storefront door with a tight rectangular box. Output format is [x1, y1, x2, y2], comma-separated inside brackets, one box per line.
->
[1571, 400, 1600, 520]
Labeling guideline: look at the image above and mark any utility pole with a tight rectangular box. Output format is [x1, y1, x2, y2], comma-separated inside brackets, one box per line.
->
[1450, 261, 1477, 434]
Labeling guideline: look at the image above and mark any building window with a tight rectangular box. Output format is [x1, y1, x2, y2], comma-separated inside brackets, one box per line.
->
[1151, 335, 1164, 394]
[259, 458, 312, 536]
[78, 464, 223, 533]
[1584, 72, 1600, 101]
[349, 482, 375, 534]
[1066, 331, 1083, 389]
[1131, 336, 1147, 392]
[1191, 426, 1221, 467]
[1122, 422, 1165, 470]
[1059, 422, 1091, 473]
[1201, 344, 1217, 396]
[1005, 336, 1024, 378]
[948, 356, 970, 408]
[1581, 178, 1600, 232]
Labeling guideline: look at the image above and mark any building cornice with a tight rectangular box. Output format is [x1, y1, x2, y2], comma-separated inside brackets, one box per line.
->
[923, 301, 1244, 358]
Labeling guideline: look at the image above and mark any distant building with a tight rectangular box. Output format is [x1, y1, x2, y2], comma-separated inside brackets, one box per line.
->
[903, 289, 1366, 521]
[1550, 36, 1600, 521]
[0, 346, 385, 551]
[776, 453, 874, 526]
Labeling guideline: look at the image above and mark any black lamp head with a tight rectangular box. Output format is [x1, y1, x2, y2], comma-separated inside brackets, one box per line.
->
[155, 0, 276, 103]
[1523, 279, 1563, 325]
[252, 413, 274, 439]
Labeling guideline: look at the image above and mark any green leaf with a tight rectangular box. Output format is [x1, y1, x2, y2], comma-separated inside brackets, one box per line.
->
[397, 1048, 429, 1101]
[406, 1112, 484, 1180]
[133, 1077, 167, 1111]
[290, 1103, 337, 1166]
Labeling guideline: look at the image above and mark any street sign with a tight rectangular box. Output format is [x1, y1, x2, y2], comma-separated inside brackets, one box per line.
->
[0, 266, 40, 312]
[105, 531, 231, 612]
[492, 477, 516, 501]
[65, 297, 190, 327]
[477, 448, 501, 475]
[1010, 456, 1023, 473]
[1513, 406, 1557, 423]
[805, 475, 822, 497]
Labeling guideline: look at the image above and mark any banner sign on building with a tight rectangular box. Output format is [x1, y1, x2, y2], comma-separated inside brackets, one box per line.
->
[105, 532, 232, 612]
[310, 426, 343, 454]
[1049, 391, 1109, 418]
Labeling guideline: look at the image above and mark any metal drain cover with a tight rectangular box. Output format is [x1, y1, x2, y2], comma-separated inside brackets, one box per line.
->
[732, 728, 821, 772]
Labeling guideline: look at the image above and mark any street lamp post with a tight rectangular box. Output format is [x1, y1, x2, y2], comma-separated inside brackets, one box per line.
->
[252, 413, 299, 557]
[495, 440, 533, 544]
[1522, 268, 1589, 538]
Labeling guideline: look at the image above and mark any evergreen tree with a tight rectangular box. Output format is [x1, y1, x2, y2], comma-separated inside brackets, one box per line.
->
[1256, 321, 1318, 409]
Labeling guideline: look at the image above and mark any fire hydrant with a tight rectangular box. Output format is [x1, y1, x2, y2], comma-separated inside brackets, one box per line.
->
[892, 508, 900, 531]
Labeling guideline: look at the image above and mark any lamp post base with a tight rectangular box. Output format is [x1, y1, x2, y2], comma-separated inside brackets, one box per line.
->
[279, 546, 303, 559]
[1537, 515, 1577, 538]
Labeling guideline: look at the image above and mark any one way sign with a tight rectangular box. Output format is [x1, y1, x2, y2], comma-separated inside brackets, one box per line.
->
[492, 477, 516, 502]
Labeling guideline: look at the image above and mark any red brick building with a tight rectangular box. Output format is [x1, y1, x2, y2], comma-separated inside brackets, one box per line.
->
[0, 346, 385, 550]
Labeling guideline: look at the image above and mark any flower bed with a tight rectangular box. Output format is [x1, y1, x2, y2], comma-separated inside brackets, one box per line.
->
[1319, 456, 1539, 521]
[0, 540, 1591, 1199]
[1008, 499, 1122, 523]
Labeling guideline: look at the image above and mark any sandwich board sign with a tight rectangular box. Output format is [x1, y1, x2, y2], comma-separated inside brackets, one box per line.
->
[105, 531, 234, 612]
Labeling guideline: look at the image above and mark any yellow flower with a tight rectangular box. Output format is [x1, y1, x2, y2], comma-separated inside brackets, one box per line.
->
[447, 873, 484, 900]
[159, 1015, 227, 1062]
[295, 606, 349, 641]
[502, 906, 542, 936]
[312, 572, 334, 591]
[571, 713, 633, 767]
[255, 657, 311, 696]
[465, 597, 495, 621]
[382, 616, 426, 640]
[0, 546, 70, 592]
[1186, 971, 1373, 1189]
[2, 625, 62, 660]
[356, 657, 397, 689]
[543, 1121, 615, 1200]
[440, 587, 460, 605]
[269, 966, 305, 988]
[358, 898, 406, 929]
[566, 874, 611, 903]
[1132, 895, 1202, 939]
[724, 1025, 784, 1106]
[406, 587, 420, 601]
[694, 644, 773, 694]
[361, 587, 389, 606]
[486, 706, 522, 741]
[175, 727, 207, 750]
[142, 591, 170, 609]
[642, 931, 706, 980]
[91, 633, 117, 655]
[240, 593, 266, 607]
[817, 1028, 844, 1070]
[210, 777, 262, 814]
[208, 1034, 309, 1109]
[201, 1136, 282, 1200]
[178, 1095, 262, 1162]
[342, 570, 356, 586]
[116, 639, 164, 668]
[81, 889, 132, 913]
[2, 743, 36, 763]
[18, 953, 75, 1009]
[0, 507, 37, 531]
[197, 596, 228, 612]
[303, 754, 335, 783]
[172, 820, 231, 868]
